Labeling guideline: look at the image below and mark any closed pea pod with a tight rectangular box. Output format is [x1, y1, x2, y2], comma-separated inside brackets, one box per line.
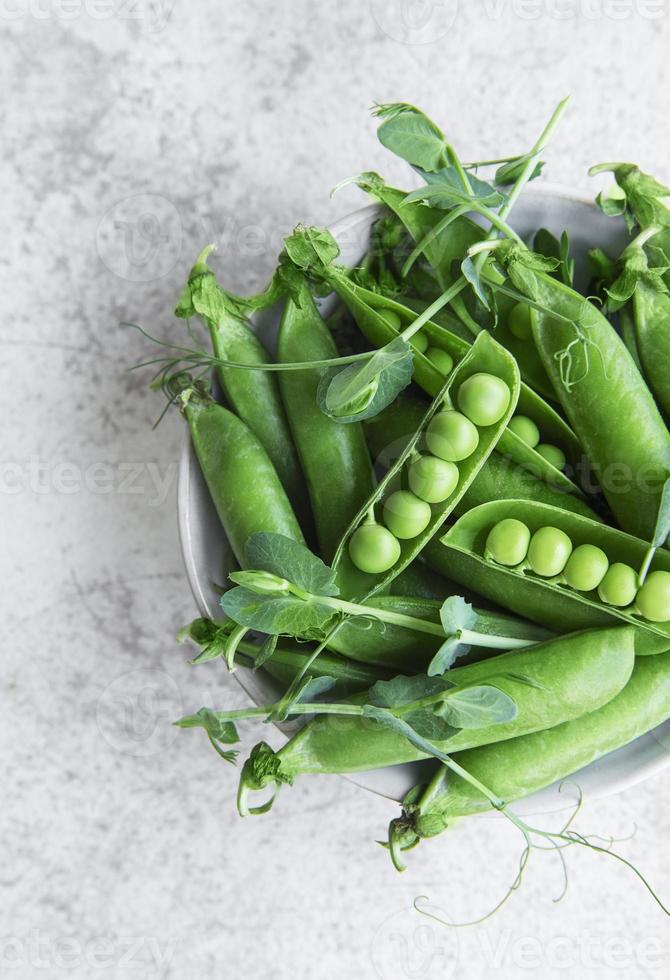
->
[412, 650, 670, 826]
[239, 626, 635, 780]
[277, 288, 374, 562]
[176, 248, 307, 521]
[180, 385, 304, 566]
[632, 271, 670, 420]
[492, 240, 670, 539]
[426, 499, 670, 650]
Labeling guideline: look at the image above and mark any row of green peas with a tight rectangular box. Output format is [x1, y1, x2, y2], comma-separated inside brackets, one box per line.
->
[384, 308, 567, 473]
[348, 364, 512, 575]
[486, 518, 670, 623]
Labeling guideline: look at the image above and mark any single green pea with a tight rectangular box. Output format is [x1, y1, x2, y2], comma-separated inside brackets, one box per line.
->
[410, 330, 428, 354]
[564, 543, 609, 592]
[425, 347, 454, 375]
[408, 455, 459, 503]
[598, 563, 638, 608]
[348, 523, 401, 574]
[508, 302, 533, 340]
[636, 570, 670, 623]
[508, 414, 540, 448]
[383, 490, 432, 540]
[426, 410, 480, 462]
[379, 309, 403, 331]
[535, 443, 567, 471]
[486, 518, 531, 566]
[527, 526, 573, 577]
[457, 373, 511, 427]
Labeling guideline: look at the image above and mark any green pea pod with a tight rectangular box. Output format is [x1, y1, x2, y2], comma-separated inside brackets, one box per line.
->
[332, 331, 520, 600]
[494, 242, 670, 538]
[234, 637, 389, 698]
[364, 388, 600, 522]
[277, 290, 374, 562]
[182, 388, 305, 566]
[327, 594, 551, 671]
[415, 650, 670, 826]
[358, 176, 556, 400]
[325, 272, 586, 497]
[176, 255, 308, 522]
[632, 279, 670, 420]
[428, 499, 670, 651]
[248, 626, 635, 777]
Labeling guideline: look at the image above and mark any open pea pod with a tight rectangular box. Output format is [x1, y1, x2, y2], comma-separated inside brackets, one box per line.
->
[494, 242, 670, 539]
[426, 499, 670, 653]
[364, 387, 600, 522]
[331, 331, 520, 600]
[329, 273, 586, 497]
[358, 176, 556, 400]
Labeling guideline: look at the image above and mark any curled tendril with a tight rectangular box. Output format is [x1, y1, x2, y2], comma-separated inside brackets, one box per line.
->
[403, 784, 669, 922]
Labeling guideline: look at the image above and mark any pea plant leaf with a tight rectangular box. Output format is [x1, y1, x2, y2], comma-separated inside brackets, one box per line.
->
[177, 617, 239, 665]
[534, 228, 574, 286]
[461, 255, 492, 311]
[220, 588, 336, 640]
[283, 225, 341, 275]
[437, 685, 518, 729]
[590, 163, 670, 231]
[244, 532, 340, 597]
[367, 673, 456, 709]
[374, 103, 449, 173]
[175, 707, 240, 764]
[254, 633, 279, 671]
[427, 596, 478, 676]
[317, 335, 414, 423]
[405, 167, 506, 209]
[362, 705, 460, 757]
[495, 153, 544, 186]
[638, 477, 670, 585]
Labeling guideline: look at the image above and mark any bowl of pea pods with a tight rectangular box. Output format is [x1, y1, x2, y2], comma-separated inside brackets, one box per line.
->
[164, 101, 670, 896]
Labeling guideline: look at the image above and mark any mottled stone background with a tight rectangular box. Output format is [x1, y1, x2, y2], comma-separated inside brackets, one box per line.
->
[3, 2, 670, 978]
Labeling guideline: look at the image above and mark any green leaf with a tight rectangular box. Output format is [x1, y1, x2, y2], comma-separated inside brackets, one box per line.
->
[361, 705, 457, 758]
[376, 106, 448, 172]
[639, 477, 670, 585]
[317, 336, 414, 423]
[495, 155, 544, 186]
[400, 708, 460, 741]
[220, 588, 336, 640]
[367, 673, 455, 709]
[461, 255, 491, 310]
[439, 685, 517, 728]
[176, 707, 240, 745]
[254, 634, 279, 671]
[243, 532, 340, 597]
[427, 636, 468, 677]
[440, 595, 476, 636]
[283, 225, 340, 274]
[412, 167, 506, 208]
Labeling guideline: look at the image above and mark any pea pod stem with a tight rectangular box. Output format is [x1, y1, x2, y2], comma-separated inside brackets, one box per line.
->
[280, 585, 538, 650]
